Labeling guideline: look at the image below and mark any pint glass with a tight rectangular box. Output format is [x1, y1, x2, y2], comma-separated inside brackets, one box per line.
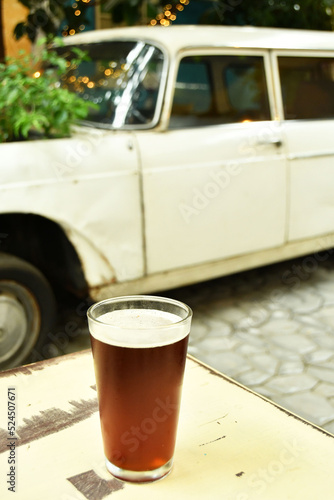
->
[87, 295, 192, 483]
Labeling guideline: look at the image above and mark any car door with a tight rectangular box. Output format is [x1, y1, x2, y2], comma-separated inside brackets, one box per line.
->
[272, 51, 334, 246]
[137, 49, 288, 274]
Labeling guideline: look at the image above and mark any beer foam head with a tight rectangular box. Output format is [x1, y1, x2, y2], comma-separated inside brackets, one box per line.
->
[88, 297, 192, 348]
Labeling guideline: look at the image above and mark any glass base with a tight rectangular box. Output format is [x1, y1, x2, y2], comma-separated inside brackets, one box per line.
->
[105, 457, 173, 483]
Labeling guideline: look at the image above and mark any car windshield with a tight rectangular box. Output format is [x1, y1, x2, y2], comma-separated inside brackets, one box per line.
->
[60, 41, 165, 129]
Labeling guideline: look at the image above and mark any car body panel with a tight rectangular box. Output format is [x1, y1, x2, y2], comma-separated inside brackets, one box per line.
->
[0, 129, 144, 285]
[2, 26, 334, 298]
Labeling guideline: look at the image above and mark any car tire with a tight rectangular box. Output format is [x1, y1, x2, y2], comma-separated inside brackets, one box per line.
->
[0, 253, 57, 370]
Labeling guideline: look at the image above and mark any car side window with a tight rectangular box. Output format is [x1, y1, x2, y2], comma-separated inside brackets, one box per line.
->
[278, 56, 334, 120]
[169, 54, 271, 129]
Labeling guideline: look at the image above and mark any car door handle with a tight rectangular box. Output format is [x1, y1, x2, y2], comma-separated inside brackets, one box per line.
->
[257, 137, 283, 148]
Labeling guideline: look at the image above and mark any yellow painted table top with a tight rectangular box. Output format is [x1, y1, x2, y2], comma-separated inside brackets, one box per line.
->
[0, 350, 333, 500]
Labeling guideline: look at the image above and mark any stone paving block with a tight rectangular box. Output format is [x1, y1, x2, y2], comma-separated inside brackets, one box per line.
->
[279, 360, 305, 375]
[270, 289, 323, 314]
[324, 421, 334, 435]
[237, 369, 273, 387]
[270, 347, 301, 361]
[237, 314, 268, 330]
[269, 309, 291, 319]
[313, 360, 334, 370]
[307, 366, 334, 385]
[315, 382, 334, 398]
[188, 319, 209, 342]
[266, 373, 318, 395]
[314, 281, 334, 302]
[299, 316, 330, 330]
[249, 353, 279, 375]
[235, 331, 267, 348]
[312, 304, 334, 328]
[259, 318, 301, 335]
[217, 305, 248, 324]
[274, 392, 334, 427]
[236, 343, 266, 356]
[304, 349, 334, 364]
[195, 335, 239, 352]
[249, 385, 278, 400]
[211, 351, 248, 374]
[187, 345, 203, 358]
[205, 318, 232, 336]
[270, 334, 317, 354]
[312, 333, 334, 349]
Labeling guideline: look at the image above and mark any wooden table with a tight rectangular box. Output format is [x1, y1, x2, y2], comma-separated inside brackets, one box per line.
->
[1, 349, 334, 500]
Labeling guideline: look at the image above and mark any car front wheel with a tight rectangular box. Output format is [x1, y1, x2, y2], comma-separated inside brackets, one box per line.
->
[0, 253, 56, 370]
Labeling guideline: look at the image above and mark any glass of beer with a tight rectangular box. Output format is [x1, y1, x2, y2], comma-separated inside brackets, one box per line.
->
[87, 295, 192, 483]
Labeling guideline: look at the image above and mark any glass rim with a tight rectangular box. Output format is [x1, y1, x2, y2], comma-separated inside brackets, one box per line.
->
[87, 294, 193, 330]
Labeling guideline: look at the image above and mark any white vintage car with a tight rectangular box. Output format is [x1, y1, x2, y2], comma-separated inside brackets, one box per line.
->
[1, 25, 334, 368]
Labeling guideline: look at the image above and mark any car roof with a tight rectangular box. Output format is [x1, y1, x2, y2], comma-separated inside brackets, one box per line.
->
[64, 25, 334, 53]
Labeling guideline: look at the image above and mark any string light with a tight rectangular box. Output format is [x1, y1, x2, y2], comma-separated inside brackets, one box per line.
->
[62, 0, 93, 37]
[62, 51, 135, 96]
[149, 0, 191, 26]
[63, 0, 188, 34]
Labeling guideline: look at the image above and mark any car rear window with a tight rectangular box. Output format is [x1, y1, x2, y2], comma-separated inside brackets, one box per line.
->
[278, 56, 334, 120]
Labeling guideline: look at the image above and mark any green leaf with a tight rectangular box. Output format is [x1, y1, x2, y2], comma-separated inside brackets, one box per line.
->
[54, 109, 69, 125]
[6, 89, 20, 105]
[13, 23, 26, 41]
[0, 38, 93, 142]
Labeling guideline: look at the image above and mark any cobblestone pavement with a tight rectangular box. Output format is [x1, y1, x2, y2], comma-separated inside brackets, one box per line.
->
[61, 254, 334, 435]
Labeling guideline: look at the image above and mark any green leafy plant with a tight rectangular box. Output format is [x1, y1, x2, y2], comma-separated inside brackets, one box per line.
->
[0, 38, 96, 143]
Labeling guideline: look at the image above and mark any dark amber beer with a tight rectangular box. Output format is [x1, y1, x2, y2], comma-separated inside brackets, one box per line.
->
[87, 296, 192, 483]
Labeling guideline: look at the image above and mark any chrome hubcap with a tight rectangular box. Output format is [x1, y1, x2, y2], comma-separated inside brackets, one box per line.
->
[0, 281, 40, 366]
